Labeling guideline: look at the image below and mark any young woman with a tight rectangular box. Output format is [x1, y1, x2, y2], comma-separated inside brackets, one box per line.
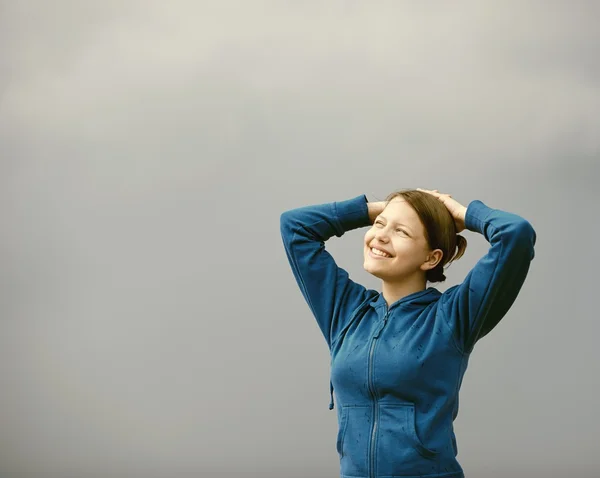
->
[279, 188, 536, 478]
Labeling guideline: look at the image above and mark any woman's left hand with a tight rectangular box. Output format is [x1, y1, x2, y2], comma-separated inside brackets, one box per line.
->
[416, 188, 467, 233]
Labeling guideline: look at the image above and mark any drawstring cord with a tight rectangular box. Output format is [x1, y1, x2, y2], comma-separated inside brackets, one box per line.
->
[329, 380, 335, 410]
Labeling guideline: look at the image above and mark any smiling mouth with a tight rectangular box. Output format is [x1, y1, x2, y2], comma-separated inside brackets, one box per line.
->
[369, 247, 393, 259]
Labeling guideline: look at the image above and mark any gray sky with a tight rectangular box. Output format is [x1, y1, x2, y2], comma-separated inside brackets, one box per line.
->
[1, 2, 599, 477]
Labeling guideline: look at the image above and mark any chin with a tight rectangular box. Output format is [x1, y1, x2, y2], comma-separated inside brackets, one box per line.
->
[363, 262, 382, 279]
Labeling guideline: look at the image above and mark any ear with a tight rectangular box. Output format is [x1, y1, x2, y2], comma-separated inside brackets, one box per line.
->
[420, 249, 443, 271]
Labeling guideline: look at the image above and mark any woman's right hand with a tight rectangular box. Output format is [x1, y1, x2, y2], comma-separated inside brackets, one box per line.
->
[367, 201, 387, 224]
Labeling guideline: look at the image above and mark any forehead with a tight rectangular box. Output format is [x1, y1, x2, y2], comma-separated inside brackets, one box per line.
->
[381, 198, 416, 218]
[379, 199, 423, 229]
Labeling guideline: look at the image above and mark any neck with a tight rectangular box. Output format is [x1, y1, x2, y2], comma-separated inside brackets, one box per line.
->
[381, 274, 427, 308]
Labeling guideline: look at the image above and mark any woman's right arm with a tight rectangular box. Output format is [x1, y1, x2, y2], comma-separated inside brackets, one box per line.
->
[280, 195, 383, 349]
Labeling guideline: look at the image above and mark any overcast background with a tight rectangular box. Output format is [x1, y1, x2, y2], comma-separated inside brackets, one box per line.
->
[1, 1, 599, 477]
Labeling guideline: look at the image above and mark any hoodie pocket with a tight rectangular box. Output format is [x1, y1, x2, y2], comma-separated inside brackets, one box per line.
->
[376, 403, 438, 475]
[336, 406, 349, 456]
[338, 405, 372, 477]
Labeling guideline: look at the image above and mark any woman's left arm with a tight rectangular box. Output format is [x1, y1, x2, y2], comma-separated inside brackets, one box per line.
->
[420, 189, 537, 353]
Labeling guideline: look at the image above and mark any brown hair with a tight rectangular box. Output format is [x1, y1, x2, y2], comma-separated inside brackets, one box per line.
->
[384, 189, 468, 283]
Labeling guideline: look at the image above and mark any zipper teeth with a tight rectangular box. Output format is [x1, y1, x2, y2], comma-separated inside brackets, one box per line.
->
[368, 339, 376, 477]
[368, 311, 388, 478]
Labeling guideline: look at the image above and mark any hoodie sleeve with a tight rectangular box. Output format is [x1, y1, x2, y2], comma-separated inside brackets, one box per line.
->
[440, 200, 537, 353]
[280, 194, 373, 350]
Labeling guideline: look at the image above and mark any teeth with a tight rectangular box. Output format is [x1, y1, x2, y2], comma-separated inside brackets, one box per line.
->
[371, 247, 391, 258]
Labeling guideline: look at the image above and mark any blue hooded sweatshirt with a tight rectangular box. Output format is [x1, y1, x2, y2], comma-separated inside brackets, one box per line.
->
[280, 194, 536, 478]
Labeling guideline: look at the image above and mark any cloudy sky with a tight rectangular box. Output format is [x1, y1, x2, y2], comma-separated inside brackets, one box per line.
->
[1, 1, 599, 477]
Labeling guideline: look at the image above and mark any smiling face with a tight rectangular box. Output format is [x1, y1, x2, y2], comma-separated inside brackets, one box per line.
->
[363, 197, 443, 282]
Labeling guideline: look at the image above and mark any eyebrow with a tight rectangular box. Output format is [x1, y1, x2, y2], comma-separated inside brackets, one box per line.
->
[377, 215, 413, 232]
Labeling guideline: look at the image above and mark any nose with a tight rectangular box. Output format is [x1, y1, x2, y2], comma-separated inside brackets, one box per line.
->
[374, 227, 391, 242]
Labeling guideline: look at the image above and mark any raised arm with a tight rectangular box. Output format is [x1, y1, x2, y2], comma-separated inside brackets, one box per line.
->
[280, 194, 378, 349]
[440, 199, 537, 352]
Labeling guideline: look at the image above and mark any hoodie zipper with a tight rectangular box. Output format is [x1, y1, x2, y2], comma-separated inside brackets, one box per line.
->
[367, 310, 388, 478]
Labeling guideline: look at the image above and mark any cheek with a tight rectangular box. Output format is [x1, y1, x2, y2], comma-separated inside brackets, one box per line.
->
[391, 241, 417, 260]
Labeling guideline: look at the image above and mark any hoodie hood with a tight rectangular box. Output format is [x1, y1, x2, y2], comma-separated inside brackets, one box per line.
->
[369, 286, 442, 312]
